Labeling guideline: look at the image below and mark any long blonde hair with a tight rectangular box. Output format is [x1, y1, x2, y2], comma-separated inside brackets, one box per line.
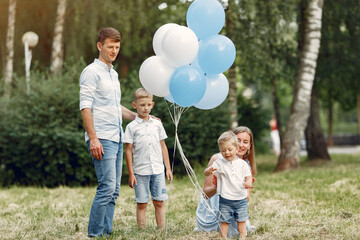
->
[233, 126, 257, 176]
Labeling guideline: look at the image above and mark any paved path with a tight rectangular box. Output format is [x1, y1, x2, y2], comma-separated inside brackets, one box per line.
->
[300, 145, 360, 156]
[328, 145, 360, 154]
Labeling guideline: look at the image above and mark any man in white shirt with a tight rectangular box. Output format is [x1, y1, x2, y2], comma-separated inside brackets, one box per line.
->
[79, 27, 136, 238]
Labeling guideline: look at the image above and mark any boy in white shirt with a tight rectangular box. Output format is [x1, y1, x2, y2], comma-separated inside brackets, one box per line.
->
[204, 131, 252, 239]
[123, 88, 173, 229]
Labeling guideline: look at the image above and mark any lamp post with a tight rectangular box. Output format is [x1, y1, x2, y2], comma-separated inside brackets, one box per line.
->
[22, 31, 39, 94]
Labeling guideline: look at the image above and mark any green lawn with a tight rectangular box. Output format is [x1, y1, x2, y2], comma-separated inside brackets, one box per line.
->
[0, 153, 359, 239]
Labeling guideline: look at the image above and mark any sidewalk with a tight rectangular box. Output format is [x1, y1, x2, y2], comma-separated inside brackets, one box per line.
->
[328, 145, 360, 154]
[300, 145, 360, 156]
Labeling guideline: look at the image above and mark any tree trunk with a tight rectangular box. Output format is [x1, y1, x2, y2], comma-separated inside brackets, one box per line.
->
[357, 92, 360, 140]
[226, 0, 238, 130]
[271, 76, 282, 139]
[4, 0, 16, 99]
[50, 0, 67, 74]
[228, 65, 237, 130]
[327, 97, 334, 146]
[265, 0, 283, 140]
[305, 82, 331, 161]
[275, 0, 323, 171]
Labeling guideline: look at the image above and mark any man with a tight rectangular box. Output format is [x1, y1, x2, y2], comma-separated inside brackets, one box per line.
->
[79, 27, 136, 237]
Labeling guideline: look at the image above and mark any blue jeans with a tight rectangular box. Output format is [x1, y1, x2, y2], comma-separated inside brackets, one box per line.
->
[87, 139, 123, 237]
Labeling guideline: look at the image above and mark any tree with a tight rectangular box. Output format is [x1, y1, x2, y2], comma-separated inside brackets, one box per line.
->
[232, 0, 298, 138]
[336, 0, 360, 140]
[314, 0, 360, 146]
[302, 0, 330, 161]
[3, 0, 16, 99]
[305, 81, 330, 161]
[358, 93, 360, 138]
[226, 0, 238, 130]
[50, 0, 67, 74]
[358, 93, 360, 139]
[264, 0, 290, 139]
[275, 0, 323, 171]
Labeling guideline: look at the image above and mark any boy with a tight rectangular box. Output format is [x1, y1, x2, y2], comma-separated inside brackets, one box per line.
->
[123, 88, 173, 229]
[204, 131, 252, 239]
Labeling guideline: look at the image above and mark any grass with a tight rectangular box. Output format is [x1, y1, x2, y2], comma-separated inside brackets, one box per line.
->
[0, 153, 359, 240]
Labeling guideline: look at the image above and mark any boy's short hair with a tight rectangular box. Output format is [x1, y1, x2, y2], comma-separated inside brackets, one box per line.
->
[98, 27, 121, 45]
[218, 131, 238, 148]
[134, 88, 153, 102]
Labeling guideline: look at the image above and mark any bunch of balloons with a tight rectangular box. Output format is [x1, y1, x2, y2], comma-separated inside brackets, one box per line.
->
[139, 0, 236, 109]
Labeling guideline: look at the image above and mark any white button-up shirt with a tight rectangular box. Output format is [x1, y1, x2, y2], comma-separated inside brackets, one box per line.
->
[123, 116, 168, 175]
[79, 59, 123, 143]
[212, 155, 252, 200]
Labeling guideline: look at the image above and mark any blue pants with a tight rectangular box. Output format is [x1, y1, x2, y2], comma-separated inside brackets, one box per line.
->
[87, 139, 123, 237]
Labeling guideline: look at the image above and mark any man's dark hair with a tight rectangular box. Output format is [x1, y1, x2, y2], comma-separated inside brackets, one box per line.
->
[98, 27, 121, 44]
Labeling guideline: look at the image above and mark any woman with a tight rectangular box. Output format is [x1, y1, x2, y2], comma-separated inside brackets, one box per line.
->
[195, 126, 257, 237]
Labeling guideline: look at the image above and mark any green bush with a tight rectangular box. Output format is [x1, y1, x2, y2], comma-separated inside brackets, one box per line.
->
[0, 60, 96, 187]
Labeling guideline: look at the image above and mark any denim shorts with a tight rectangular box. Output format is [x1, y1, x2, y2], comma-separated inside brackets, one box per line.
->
[134, 172, 168, 203]
[219, 196, 248, 223]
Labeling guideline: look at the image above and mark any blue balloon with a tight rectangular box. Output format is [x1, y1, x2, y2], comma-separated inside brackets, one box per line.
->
[195, 74, 229, 110]
[186, 0, 225, 40]
[169, 65, 206, 107]
[198, 35, 236, 75]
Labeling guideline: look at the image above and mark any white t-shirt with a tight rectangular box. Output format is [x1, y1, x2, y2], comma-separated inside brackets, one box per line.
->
[212, 155, 252, 201]
[123, 116, 167, 175]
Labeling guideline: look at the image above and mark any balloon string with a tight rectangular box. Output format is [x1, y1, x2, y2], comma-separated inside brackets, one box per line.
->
[165, 101, 202, 192]
[164, 100, 220, 230]
[174, 132, 203, 193]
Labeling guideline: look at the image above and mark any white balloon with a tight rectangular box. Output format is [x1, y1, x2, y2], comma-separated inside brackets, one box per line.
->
[153, 23, 179, 56]
[139, 56, 175, 97]
[162, 26, 199, 67]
